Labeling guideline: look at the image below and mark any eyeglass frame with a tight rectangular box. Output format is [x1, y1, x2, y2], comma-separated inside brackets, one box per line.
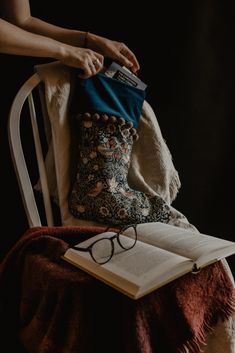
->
[71, 224, 138, 264]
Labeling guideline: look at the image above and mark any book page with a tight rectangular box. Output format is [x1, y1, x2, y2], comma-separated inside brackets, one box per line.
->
[64, 232, 193, 293]
[123, 222, 235, 267]
[104, 236, 192, 285]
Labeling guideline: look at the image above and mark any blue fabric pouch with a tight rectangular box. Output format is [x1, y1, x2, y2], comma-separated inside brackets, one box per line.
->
[73, 73, 146, 129]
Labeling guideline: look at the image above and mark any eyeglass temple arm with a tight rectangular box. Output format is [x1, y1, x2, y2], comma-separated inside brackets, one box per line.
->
[71, 235, 118, 252]
[71, 246, 90, 252]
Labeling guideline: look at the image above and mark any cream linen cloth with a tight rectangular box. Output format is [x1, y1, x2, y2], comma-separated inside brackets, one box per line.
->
[35, 61, 235, 353]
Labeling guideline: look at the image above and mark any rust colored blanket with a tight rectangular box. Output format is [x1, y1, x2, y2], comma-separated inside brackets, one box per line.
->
[0, 226, 235, 353]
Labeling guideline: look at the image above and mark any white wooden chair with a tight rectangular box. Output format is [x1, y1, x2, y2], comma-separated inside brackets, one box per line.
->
[7, 72, 235, 353]
[8, 73, 57, 228]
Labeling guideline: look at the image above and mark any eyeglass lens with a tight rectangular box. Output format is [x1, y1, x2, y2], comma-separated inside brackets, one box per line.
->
[91, 238, 113, 264]
[117, 225, 137, 250]
[90, 225, 137, 264]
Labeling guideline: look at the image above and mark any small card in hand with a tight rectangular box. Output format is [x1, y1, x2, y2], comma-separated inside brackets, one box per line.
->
[103, 61, 147, 91]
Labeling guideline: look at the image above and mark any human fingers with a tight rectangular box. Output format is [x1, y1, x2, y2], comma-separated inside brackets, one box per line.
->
[86, 55, 103, 76]
[78, 55, 103, 78]
[120, 45, 140, 73]
[78, 59, 97, 78]
[77, 57, 95, 78]
[117, 44, 140, 73]
[91, 54, 104, 72]
[94, 53, 104, 67]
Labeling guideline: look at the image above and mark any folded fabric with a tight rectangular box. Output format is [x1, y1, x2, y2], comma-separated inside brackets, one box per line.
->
[71, 73, 146, 128]
[0, 226, 235, 353]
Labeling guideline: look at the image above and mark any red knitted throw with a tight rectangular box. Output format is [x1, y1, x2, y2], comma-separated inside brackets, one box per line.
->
[0, 225, 235, 353]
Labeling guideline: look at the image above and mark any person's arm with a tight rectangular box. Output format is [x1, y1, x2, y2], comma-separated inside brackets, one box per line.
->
[84, 32, 140, 73]
[2, 0, 87, 47]
[0, 18, 103, 78]
[2, 0, 140, 73]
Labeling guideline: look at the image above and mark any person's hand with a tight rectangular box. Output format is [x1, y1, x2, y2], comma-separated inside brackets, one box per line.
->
[59, 45, 104, 78]
[86, 33, 140, 74]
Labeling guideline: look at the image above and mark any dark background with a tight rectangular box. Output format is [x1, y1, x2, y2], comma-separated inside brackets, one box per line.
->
[0, 0, 234, 272]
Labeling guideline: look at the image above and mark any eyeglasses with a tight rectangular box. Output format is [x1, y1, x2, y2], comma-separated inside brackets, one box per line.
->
[71, 224, 138, 264]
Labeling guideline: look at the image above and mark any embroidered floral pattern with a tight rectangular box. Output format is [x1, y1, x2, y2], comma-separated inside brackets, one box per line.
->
[68, 113, 171, 226]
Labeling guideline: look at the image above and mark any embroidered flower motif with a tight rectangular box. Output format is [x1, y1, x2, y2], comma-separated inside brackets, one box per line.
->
[89, 151, 97, 159]
[113, 152, 122, 159]
[82, 157, 88, 164]
[83, 121, 93, 128]
[97, 145, 113, 156]
[107, 177, 118, 192]
[87, 181, 103, 197]
[99, 207, 109, 216]
[121, 129, 130, 137]
[123, 156, 130, 163]
[121, 143, 129, 154]
[119, 188, 135, 199]
[77, 205, 85, 213]
[109, 137, 118, 148]
[93, 164, 99, 171]
[117, 208, 128, 219]
[107, 124, 116, 134]
[141, 208, 150, 216]
[88, 174, 94, 181]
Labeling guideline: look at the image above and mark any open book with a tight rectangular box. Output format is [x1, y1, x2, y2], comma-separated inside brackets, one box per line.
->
[62, 222, 235, 299]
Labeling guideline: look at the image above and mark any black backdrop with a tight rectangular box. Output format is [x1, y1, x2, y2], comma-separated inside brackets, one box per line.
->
[1, 0, 234, 272]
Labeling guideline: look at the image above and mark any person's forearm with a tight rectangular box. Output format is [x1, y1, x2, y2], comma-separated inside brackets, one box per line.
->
[0, 18, 63, 58]
[0, 18, 104, 75]
[1, 0, 139, 72]
[16, 16, 87, 48]
[2, 0, 86, 47]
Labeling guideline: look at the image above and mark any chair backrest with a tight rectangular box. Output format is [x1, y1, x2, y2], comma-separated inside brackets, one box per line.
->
[8, 73, 57, 227]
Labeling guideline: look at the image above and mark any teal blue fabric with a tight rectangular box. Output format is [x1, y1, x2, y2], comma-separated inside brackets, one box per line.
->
[73, 73, 146, 128]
